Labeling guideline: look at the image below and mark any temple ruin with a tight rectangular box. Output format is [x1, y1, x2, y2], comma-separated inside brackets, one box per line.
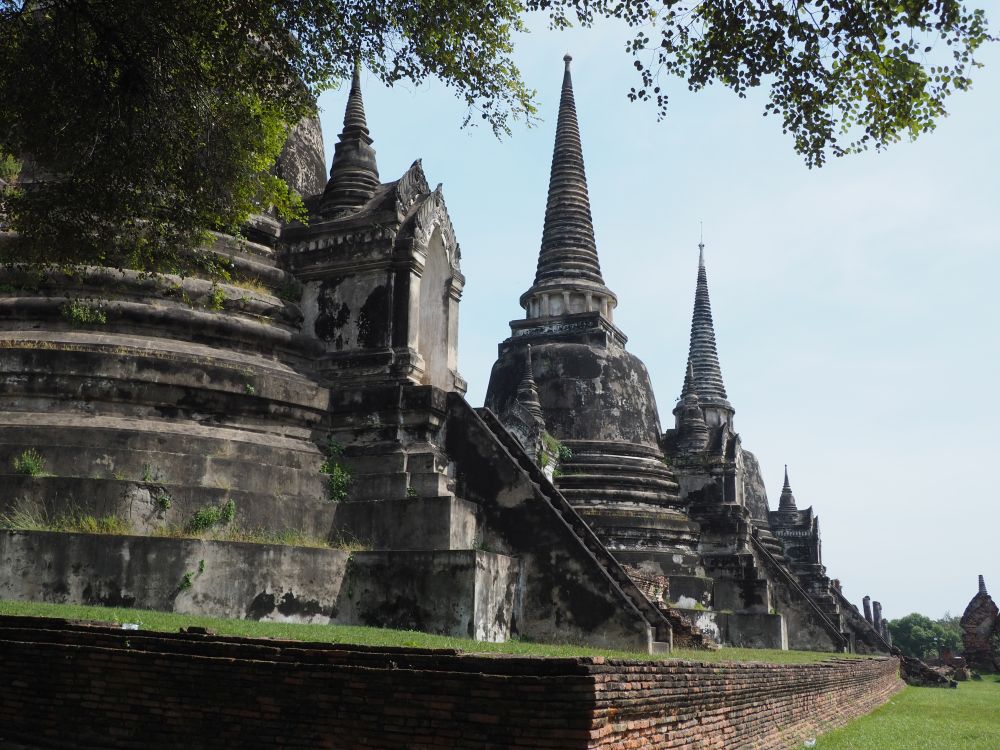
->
[961, 575, 999, 671]
[0, 58, 892, 653]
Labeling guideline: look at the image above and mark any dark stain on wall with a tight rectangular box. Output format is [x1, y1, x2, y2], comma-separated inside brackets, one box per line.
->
[276, 592, 330, 619]
[358, 285, 390, 349]
[246, 591, 276, 619]
[314, 276, 350, 343]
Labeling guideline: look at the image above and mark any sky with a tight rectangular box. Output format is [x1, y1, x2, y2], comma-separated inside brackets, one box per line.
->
[315, 9, 1000, 622]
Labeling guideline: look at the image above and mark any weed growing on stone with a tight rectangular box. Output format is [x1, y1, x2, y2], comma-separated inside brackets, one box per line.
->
[178, 571, 194, 591]
[0, 505, 128, 535]
[231, 277, 269, 296]
[154, 523, 335, 549]
[12, 448, 48, 476]
[321, 438, 352, 503]
[76, 515, 131, 535]
[186, 499, 235, 533]
[154, 492, 172, 512]
[207, 285, 226, 311]
[0, 505, 49, 530]
[321, 460, 352, 503]
[328, 530, 370, 553]
[60, 300, 107, 326]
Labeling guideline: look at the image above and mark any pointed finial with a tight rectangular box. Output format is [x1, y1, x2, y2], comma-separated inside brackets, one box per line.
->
[778, 465, 797, 512]
[679, 238, 730, 408]
[564, 53, 573, 70]
[980, 575, 988, 595]
[516, 344, 545, 422]
[679, 362, 696, 400]
[319, 62, 380, 216]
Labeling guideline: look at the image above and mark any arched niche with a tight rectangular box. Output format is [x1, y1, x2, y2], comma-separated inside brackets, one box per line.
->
[399, 187, 464, 393]
[416, 226, 453, 389]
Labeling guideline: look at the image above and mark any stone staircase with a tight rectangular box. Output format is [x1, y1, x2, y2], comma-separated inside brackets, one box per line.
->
[476, 408, 675, 650]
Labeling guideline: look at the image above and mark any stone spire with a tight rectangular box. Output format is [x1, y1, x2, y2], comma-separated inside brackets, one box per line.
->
[980, 575, 988, 595]
[520, 55, 617, 321]
[516, 345, 545, 422]
[319, 62, 380, 216]
[778, 465, 797, 512]
[681, 241, 731, 410]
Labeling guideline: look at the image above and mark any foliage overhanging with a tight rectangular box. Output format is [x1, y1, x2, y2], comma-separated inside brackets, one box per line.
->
[0, 0, 992, 271]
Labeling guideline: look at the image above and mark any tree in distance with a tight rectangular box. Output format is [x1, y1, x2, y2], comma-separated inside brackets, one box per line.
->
[0, 0, 993, 273]
[888, 612, 963, 660]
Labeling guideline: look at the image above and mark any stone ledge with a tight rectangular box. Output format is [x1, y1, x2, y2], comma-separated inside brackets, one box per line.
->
[0, 531, 518, 641]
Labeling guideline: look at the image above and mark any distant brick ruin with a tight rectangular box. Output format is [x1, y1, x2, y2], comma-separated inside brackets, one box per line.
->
[961, 575, 999, 671]
[0, 58, 892, 655]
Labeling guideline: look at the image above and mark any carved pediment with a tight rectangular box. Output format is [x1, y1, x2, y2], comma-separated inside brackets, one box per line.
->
[395, 184, 462, 274]
[394, 159, 431, 215]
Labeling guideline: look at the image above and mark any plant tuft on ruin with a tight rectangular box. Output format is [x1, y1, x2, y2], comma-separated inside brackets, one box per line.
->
[321, 438, 352, 503]
[12, 448, 48, 477]
[186, 499, 236, 533]
[61, 300, 107, 327]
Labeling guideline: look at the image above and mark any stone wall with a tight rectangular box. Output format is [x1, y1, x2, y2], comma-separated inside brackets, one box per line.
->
[0, 531, 519, 641]
[0, 616, 902, 750]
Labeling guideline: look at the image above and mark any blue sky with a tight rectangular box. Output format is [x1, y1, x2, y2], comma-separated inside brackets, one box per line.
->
[316, 9, 1000, 622]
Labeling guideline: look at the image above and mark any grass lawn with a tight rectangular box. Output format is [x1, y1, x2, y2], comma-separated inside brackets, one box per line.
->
[0, 598, 868, 664]
[816, 677, 1000, 750]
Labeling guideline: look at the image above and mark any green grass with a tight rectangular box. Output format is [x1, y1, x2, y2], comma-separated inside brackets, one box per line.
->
[0, 507, 128, 534]
[0, 598, 868, 664]
[816, 678, 1000, 749]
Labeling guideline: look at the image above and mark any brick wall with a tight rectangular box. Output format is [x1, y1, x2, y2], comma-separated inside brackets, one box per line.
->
[0, 615, 902, 750]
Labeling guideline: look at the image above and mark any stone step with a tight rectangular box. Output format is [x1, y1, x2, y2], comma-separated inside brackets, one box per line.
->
[0, 295, 319, 361]
[560, 487, 685, 506]
[331, 496, 477, 551]
[0, 336, 329, 435]
[0, 441, 327, 500]
[0, 330, 311, 381]
[0, 414, 324, 466]
[557, 471, 680, 493]
[0, 476, 335, 538]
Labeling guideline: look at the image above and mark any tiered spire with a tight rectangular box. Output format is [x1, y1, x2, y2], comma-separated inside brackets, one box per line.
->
[980, 575, 988, 595]
[681, 242, 730, 406]
[520, 56, 616, 320]
[778, 465, 798, 512]
[535, 54, 603, 286]
[675, 363, 709, 454]
[319, 62, 380, 216]
[516, 345, 545, 422]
